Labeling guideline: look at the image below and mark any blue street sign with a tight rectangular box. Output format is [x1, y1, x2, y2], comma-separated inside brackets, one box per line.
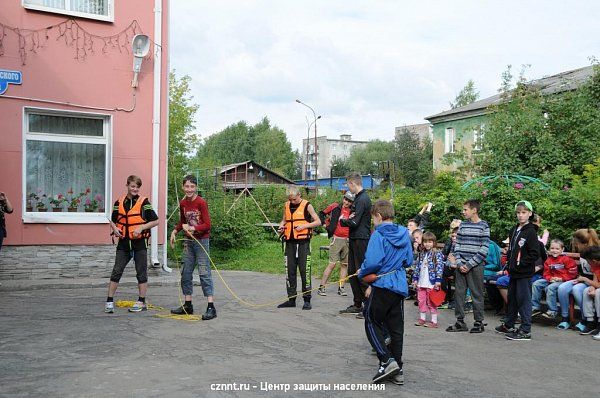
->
[0, 70, 22, 95]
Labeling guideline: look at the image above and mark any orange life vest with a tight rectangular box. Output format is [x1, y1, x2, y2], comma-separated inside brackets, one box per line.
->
[115, 195, 150, 240]
[284, 199, 312, 240]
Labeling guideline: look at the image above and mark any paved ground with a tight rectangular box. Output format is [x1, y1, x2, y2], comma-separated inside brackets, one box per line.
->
[0, 271, 597, 397]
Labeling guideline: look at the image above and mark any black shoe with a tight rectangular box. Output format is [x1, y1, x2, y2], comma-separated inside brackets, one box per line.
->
[339, 305, 362, 314]
[356, 312, 365, 319]
[579, 325, 598, 335]
[494, 324, 516, 334]
[171, 304, 193, 315]
[531, 308, 543, 317]
[302, 301, 312, 310]
[446, 321, 468, 332]
[390, 368, 404, 385]
[372, 358, 399, 383]
[202, 306, 217, 320]
[470, 321, 485, 333]
[277, 300, 296, 308]
[505, 329, 531, 341]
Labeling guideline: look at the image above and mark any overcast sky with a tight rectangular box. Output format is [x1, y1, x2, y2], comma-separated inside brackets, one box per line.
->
[170, 0, 599, 151]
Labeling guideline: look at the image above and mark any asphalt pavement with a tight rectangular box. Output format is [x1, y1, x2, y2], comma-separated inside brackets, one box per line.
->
[0, 271, 596, 397]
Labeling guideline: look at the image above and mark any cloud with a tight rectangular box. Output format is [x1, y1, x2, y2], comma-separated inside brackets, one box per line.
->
[170, 0, 600, 149]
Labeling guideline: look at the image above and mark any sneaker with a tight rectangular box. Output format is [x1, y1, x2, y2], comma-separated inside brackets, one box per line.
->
[317, 286, 327, 296]
[531, 308, 543, 317]
[445, 321, 468, 332]
[372, 358, 400, 383]
[556, 321, 570, 330]
[505, 329, 531, 341]
[338, 286, 348, 296]
[390, 368, 404, 385]
[574, 322, 586, 332]
[494, 324, 516, 334]
[128, 301, 147, 312]
[593, 331, 600, 341]
[302, 301, 312, 310]
[202, 306, 217, 320]
[437, 302, 450, 310]
[469, 321, 485, 333]
[277, 300, 296, 308]
[414, 319, 426, 327]
[171, 303, 194, 315]
[541, 311, 557, 320]
[579, 324, 598, 335]
[355, 312, 364, 319]
[424, 321, 439, 328]
[464, 302, 473, 313]
[339, 305, 362, 314]
[448, 302, 455, 310]
[104, 301, 114, 313]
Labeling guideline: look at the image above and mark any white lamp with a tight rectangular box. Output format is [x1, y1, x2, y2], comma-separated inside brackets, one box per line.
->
[131, 34, 150, 88]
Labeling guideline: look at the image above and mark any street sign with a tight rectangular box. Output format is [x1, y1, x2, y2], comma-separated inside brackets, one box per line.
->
[0, 70, 22, 95]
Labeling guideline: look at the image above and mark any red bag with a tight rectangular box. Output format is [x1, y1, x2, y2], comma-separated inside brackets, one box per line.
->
[362, 274, 378, 284]
[428, 288, 446, 307]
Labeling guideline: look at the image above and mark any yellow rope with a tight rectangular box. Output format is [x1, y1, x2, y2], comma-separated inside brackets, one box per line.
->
[150, 170, 358, 320]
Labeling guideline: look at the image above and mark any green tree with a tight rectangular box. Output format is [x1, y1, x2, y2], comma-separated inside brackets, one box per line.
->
[252, 117, 297, 177]
[450, 79, 480, 109]
[330, 156, 352, 177]
[347, 140, 395, 175]
[168, 71, 199, 198]
[195, 117, 297, 178]
[481, 64, 600, 177]
[393, 127, 433, 187]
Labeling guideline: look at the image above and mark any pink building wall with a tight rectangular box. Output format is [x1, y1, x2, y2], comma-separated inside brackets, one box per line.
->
[0, 1, 169, 246]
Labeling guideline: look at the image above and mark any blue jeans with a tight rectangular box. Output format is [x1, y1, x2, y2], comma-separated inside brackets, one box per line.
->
[181, 238, 213, 297]
[531, 279, 562, 313]
[557, 281, 586, 318]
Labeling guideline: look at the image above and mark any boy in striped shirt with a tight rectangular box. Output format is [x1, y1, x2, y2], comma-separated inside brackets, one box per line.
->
[446, 199, 490, 333]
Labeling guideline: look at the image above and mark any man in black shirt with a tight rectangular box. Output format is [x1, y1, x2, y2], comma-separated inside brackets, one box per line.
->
[339, 172, 372, 315]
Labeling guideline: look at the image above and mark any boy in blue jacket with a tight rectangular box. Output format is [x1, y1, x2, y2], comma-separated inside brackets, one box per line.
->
[358, 200, 413, 385]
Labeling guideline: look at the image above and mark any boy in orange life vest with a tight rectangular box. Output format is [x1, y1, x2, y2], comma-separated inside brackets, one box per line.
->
[105, 175, 159, 314]
[277, 185, 321, 310]
[169, 175, 215, 320]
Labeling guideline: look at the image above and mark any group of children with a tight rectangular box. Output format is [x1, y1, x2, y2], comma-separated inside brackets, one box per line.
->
[405, 199, 600, 342]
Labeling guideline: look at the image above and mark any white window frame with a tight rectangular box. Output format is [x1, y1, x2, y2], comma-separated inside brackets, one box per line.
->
[473, 129, 483, 151]
[444, 127, 455, 154]
[22, 107, 113, 224]
[22, 0, 114, 23]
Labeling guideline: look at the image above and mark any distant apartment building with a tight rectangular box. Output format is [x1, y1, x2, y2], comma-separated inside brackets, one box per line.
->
[301, 134, 367, 179]
[394, 123, 433, 143]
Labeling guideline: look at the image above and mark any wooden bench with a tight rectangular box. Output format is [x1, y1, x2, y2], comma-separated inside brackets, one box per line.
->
[485, 252, 582, 323]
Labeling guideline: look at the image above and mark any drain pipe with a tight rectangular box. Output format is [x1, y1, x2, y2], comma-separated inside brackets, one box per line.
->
[150, 0, 163, 270]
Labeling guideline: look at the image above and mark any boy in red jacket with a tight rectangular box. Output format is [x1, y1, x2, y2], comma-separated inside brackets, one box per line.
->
[531, 239, 577, 319]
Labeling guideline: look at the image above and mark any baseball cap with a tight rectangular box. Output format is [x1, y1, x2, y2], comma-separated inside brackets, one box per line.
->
[343, 191, 355, 202]
[515, 200, 533, 212]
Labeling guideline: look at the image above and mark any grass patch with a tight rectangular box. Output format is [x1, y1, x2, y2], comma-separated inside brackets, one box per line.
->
[211, 235, 342, 280]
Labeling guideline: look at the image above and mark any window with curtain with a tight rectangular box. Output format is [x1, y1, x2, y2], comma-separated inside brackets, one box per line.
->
[23, 0, 113, 21]
[24, 110, 110, 220]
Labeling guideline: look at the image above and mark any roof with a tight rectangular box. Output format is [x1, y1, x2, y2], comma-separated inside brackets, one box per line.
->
[426, 65, 595, 123]
[220, 160, 295, 185]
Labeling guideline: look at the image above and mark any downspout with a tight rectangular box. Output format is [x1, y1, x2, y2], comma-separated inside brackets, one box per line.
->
[151, 0, 162, 268]
[162, 0, 172, 272]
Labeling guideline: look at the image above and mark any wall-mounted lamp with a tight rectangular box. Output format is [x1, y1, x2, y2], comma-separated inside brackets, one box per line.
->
[131, 34, 150, 88]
